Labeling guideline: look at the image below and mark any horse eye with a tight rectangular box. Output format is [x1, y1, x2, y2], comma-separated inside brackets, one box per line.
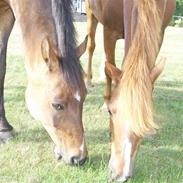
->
[52, 103, 64, 111]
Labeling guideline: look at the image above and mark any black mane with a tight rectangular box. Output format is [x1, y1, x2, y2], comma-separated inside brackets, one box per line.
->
[51, 0, 83, 91]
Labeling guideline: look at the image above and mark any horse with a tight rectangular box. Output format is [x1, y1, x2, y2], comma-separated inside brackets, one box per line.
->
[0, 0, 88, 166]
[85, 0, 176, 181]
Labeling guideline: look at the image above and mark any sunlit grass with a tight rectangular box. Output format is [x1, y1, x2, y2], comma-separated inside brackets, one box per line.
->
[0, 23, 183, 183]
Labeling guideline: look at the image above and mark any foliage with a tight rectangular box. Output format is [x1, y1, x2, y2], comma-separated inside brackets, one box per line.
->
[169, 0, 183, 27]
[175, 0, 183, 16]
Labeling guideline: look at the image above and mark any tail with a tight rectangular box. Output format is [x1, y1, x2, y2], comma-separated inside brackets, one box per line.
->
[120, 0, 162, 137]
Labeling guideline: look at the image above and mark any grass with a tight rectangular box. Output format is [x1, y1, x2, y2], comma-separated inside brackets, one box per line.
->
[0, 22, 183, 183]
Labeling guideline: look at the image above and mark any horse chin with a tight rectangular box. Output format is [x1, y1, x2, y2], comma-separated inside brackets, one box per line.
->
[108, 163, 132, 183]
[116, 176, 131, 183]
[109, 170, 131, 183]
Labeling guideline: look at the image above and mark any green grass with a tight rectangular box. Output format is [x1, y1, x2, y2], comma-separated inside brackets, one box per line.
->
[0, 23, 183, 183]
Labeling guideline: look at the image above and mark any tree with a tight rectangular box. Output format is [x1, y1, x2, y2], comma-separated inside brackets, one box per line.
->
[175, 0, 183, 16]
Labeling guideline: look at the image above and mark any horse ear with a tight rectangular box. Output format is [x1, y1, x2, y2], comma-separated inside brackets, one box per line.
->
[41, 37, 60, 71]
[76, 35, 88, 58]
[150, 57, 166, 83]
[105, 62, 122, 84]
[41, 37, 50, 63]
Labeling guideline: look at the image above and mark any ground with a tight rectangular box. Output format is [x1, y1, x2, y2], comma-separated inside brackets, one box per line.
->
[0, 22, 183, 183]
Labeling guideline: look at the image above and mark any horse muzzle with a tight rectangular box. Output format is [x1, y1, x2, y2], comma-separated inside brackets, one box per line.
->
[53, 146, 87, 166]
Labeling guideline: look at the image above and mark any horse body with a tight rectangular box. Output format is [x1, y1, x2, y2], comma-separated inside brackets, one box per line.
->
[0, 0, 88, 165]
[86, 0, 175, 181]
[88, 0, 124, 33]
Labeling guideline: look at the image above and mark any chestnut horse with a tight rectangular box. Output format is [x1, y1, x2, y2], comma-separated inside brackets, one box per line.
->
[0, 0, 88, 165]
[86, 0, 175, 181]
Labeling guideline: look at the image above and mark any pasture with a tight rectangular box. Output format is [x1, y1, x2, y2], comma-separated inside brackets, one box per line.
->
[0, 22, 183, 183]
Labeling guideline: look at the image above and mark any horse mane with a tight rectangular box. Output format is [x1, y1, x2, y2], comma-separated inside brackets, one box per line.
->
[51, 0, 83, 91]
[118, 0, 162, 137]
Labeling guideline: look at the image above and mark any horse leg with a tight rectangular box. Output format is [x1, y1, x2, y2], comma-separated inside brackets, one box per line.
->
[103, 28, 117, 101]
[85, 0, 98, 87]
[0, 2, 15, 143]
[103, 28, 117, 133]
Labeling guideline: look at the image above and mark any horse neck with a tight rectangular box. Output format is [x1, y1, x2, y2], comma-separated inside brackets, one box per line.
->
[12, 0, 55, 64]
[123, 0, 162, 71]
[21, 21, 56, 86]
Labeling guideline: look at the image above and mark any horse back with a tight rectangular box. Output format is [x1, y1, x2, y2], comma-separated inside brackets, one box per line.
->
[88, 0, 124, 37]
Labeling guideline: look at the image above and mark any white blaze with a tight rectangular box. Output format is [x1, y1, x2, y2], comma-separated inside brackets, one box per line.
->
[80, 138, 85, 154]
[121, 138, 132, 181]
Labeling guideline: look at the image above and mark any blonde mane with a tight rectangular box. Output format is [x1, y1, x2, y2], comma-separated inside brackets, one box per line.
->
[118, 0, 162, 137]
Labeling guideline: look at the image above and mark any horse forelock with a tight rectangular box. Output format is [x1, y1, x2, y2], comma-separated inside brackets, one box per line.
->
[117, 66, 158, 137]
[51, 0, 84, 92]
[117, 0, 162, 137]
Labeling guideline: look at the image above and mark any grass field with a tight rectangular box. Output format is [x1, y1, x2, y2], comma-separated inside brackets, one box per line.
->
[0, 22, 183, 183]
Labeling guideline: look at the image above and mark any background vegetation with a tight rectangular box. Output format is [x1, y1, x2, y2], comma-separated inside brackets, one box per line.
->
[170, 0, 183, 27]
[175, 0, 183, 16]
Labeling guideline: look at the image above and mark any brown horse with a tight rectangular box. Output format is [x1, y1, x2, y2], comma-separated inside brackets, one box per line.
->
[0, 0, 88, 165]
[86, 0, 175, 181]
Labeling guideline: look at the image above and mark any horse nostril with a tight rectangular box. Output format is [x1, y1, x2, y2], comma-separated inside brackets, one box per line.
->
[55, 153, 62, 160]
[70, 156, 87, 166]
[53, 146, 62, 160]
[78, 157, 87, 165]
[71, 156, 79, 165]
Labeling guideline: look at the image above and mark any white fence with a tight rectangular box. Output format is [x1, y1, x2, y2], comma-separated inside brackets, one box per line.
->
[73, 0, 86, 14]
